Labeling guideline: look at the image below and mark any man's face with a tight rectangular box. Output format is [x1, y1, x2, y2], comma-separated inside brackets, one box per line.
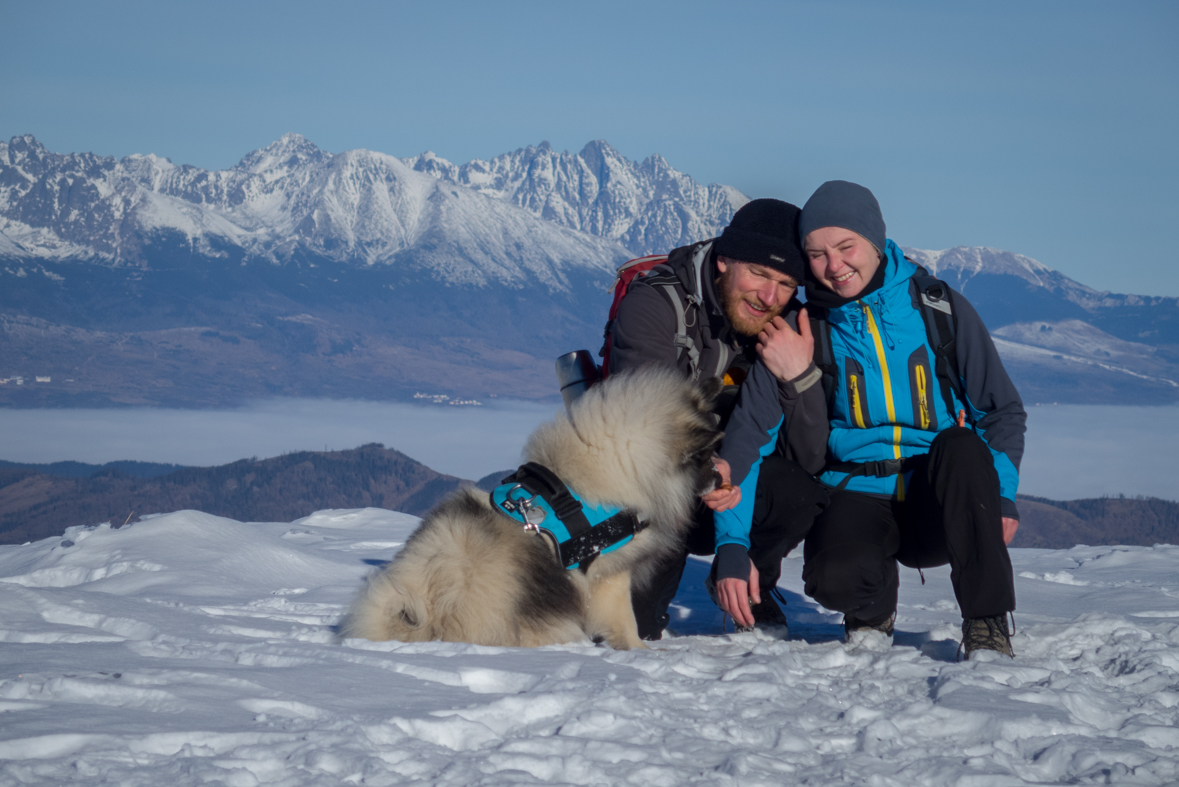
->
[715, 257, 798, 336]
[804, 227, 882, 299]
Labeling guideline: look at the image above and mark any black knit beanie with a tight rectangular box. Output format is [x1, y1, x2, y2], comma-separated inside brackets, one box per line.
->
[798, 181, 886, 253]
[713, 198, 805, 281]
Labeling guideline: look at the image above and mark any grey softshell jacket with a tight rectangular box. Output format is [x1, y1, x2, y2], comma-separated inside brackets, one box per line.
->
[609, 240, 830, 577]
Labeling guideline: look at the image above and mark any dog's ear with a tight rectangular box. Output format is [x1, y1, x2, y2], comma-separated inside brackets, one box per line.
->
[397, 594, 427, 630]
[696, 376, 724, 409]
[383, 577, 427, 631]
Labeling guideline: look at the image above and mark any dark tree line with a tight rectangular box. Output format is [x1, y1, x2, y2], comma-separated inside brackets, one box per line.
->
[0, 444, 467, 545]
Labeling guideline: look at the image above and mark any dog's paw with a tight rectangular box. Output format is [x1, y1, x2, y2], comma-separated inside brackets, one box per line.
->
[602, 634, 648, 651]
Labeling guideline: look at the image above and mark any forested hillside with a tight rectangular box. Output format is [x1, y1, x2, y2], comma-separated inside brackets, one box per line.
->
[1012, 494, 1179, 549]
[0, 446, 1174, 549]
[0, 444, 463, 545]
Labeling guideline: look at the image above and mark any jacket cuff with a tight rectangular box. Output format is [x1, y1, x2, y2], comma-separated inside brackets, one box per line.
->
[714, 543, 752, 582]
[778, 363, 822, 399]
[1000, 497, 1020, 521]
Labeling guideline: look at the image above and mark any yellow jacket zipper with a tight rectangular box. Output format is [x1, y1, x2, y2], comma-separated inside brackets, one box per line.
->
[862, 303, 905, 501]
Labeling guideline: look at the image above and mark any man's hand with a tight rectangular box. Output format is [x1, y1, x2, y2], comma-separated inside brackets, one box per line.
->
[716, 563, 761, 629]
[1002, 516, 1019, 545]
[701, 457, 741, 512]
[757, 307, 814, 382]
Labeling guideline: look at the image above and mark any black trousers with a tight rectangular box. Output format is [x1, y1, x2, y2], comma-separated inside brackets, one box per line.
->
[632, 457, 829, 639]
[802, 427, 1016, 624]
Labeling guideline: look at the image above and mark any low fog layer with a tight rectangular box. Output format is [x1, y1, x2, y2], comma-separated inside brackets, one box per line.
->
[0, 400, 1174, 501]
[0, 398, 560, 482]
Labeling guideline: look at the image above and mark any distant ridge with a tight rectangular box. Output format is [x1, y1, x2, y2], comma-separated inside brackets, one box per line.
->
[0, 458, 185, 479]
[1012, 494, 1179, 550]
[0, 443, 467, 545]
[0, 444, 1174, 551]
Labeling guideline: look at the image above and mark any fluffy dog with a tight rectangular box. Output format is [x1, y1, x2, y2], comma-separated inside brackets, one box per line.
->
[341, 367, 722, 650]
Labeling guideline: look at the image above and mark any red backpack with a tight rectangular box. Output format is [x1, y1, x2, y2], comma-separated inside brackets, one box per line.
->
[598, 255, 668, 377]
[597, 253, 707, 381]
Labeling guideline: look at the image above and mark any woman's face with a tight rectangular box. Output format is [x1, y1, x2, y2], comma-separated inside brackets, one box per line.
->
[804, 227, 882, 299]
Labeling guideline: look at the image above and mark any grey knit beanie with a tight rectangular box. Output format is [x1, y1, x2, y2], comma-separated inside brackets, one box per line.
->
[798, 181, 886, 252]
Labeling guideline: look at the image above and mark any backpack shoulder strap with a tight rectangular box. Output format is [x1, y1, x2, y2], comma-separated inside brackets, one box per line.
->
[641, 246, 709, 379]
[909, 266, 973, 426]
[657, 282, 702, 381]
[809, 306, 836, 410]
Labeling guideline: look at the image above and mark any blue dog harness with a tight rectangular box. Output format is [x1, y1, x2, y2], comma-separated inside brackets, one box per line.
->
[490, 462, 646, 571]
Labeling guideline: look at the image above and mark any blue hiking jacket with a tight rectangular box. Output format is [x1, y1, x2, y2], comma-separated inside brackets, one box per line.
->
[819, 240, 1026, 518]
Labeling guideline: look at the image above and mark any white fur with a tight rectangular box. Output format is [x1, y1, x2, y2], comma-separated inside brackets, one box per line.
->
[341, 367, 720, 650]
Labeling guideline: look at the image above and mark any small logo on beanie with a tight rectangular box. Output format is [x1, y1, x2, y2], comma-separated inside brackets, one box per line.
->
[769, 254, 786, 263]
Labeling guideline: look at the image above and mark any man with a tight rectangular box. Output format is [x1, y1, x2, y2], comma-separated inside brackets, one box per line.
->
[609, 198, 830, 638]
[779, 180, 1026, 658]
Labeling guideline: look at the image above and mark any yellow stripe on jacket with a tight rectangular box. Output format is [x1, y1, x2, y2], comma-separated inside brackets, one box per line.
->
[863, 304, 905, 501]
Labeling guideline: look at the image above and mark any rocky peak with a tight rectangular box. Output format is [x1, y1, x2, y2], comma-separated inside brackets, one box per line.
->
[234, 133, 328, 176]
[3, 134, 48, 160]
[404, 150, 459, 181]
[2, 135, 77, 179]
[906, 246, 1099, 297]
[403, 138, 744, 255]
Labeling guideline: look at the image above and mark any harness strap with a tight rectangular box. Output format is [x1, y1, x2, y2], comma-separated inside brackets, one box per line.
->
[557, 511, 646, 570]
[501, 462, 591, 537]
[826, 456, 924, 491]
[495, 463, 648, 571]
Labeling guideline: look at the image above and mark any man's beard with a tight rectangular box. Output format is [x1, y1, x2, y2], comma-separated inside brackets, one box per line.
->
[718, 270, 785, 337]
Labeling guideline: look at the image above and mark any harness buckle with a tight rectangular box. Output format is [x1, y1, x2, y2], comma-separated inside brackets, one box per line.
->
[499, 483, 547, 529]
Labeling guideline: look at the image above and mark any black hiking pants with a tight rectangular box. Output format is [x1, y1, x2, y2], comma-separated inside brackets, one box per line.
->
[632, 456, 829, 639]
[802, 427, 1016, 625]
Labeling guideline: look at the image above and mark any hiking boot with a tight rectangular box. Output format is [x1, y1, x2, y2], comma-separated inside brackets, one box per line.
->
[961, 615, 1014, 659]
[704, 575, 788, 635]
[742, 590, 788, 634]
[843, 611, 895, 648]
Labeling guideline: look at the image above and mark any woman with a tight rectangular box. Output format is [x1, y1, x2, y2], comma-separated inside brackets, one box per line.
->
[758, 180, 1026, 659]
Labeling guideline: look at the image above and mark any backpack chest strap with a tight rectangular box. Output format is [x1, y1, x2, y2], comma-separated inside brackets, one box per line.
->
[825, 456, 925, 491]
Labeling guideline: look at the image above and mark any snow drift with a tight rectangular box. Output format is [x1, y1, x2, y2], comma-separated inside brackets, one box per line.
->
[2, 508, 1178, 784]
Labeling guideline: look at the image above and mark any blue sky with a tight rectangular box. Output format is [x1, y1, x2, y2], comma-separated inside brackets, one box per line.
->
[2, 0, 1176, 295]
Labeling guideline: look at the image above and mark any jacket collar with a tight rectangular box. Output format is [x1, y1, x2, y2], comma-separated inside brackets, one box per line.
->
[805, 239, 916, 312]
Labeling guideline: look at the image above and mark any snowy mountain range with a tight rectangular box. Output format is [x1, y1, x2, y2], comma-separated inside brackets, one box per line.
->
[0, 133, 629, 290]
[1, 134, 1176, 406]
[402, 140, 747, 256]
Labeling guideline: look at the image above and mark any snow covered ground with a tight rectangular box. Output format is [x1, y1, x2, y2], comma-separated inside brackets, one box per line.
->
[3, 508, 1179, 786]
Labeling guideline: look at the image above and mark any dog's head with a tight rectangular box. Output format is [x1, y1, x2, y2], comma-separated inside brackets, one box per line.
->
[341, 568, 433, 643]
